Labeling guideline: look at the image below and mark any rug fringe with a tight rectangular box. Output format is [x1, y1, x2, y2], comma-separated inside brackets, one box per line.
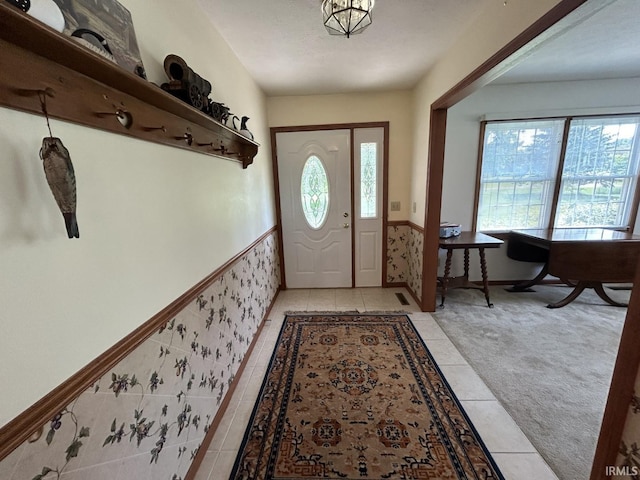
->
[283, 310, 409, 315]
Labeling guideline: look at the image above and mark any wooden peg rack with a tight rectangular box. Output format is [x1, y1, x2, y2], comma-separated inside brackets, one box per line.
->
[0, 3, 259, 168]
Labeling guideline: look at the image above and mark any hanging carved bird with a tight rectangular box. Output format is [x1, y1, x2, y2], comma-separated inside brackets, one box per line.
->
[40, 137, 79, 238]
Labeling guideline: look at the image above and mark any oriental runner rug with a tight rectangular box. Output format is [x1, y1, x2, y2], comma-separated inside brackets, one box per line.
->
[230, 314, 504, 480]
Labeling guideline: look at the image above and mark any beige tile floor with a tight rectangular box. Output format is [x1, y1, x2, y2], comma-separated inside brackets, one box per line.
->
[194, 287, 558, 480]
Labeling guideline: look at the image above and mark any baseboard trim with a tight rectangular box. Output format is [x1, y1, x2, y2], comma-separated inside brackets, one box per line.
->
[431, 279, 566, 288]
[0, 227, 279, 462]
[404, 283, 422, 306]
[489, 279, 565, 286]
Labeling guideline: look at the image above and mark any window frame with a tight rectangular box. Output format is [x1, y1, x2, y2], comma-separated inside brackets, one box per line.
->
[473, 113, 640, 233]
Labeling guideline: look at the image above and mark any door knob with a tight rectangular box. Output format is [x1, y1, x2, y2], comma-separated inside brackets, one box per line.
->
[343, 223, 350, 228]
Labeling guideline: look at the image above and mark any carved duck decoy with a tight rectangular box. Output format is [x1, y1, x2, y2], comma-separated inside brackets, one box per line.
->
[232, 115, 254, 140]
[40, 137, 79, 238]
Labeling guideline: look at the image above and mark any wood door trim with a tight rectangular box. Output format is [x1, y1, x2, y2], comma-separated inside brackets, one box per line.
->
[271, 122, 390, 288]
[381, 125, 391, 286]
[422, 108, 448, 309]
[350, 129, 356, 287]
[271, 122, 390, 133]
[270, 129, 287, 288]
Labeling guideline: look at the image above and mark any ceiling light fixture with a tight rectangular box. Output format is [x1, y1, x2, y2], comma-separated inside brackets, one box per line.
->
[321, 0, 375, 38]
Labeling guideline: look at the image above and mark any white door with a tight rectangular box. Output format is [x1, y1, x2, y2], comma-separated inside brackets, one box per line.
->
[277, 130, 352, 288]
[354, 127, 384, 286]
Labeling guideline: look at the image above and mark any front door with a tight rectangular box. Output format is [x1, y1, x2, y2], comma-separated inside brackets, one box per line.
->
[277, 130, 352, 288]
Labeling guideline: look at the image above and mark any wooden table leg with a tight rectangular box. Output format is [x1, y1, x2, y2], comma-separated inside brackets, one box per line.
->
[478, 247, 493, 308]
[547, 281, 628, 308]
[546, 282, 588, 308]
[463, 248, 470, 279]
[440, 248, 453, 308]
[506, 263, 549, 292]
[593, 283, 628, 307]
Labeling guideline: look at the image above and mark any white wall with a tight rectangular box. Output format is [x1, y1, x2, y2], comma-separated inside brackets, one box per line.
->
[410, 0, 564, 227]
[442, 77, 640, 280]
[267, 91, 414, 222]
[0, 0, 275, 426]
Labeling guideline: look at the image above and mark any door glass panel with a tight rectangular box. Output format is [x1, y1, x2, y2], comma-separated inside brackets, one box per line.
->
[301, 155, 330, 229]
[360, 142, 377, 218]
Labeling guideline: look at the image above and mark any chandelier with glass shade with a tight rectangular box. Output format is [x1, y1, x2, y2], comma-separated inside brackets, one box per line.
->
[321, 0, 375, 38]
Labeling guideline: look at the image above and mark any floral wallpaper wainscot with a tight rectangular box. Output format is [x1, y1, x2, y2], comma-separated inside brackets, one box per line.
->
[407, 225, 423, 302]
[386, 225, 409, 284]
[617, 368, 640, 479]
[386, 224, 422, 302]
[0, 232, 280, 480]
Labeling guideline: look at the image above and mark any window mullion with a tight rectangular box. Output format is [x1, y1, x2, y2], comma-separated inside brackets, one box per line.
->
[548, 118, 572, 229]
[606, 181, 613, 224]
[626, 123, 640, 231]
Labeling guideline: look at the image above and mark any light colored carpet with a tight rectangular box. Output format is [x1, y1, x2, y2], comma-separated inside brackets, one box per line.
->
[432, 284, 629, 480]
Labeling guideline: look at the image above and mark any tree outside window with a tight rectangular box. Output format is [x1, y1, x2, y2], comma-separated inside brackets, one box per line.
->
[476, 115, 640, 232]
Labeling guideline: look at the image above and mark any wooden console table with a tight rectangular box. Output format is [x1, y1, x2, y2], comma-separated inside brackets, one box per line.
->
[438, 232, 503, 308]
[508, 228, 640, 308]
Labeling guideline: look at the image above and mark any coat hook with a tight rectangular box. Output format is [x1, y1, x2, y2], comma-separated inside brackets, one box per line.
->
[175, 132, 193, 145]
[196, 141, 214, 147]
[141, 125, 166, 133]
[15, 87, 56, 98]
[95, 109, 133, 129]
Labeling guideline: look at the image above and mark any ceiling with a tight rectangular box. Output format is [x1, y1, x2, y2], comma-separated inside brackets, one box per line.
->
[494, 0, 640, 85]
[197, 0, 491, 96]
[197, 0, 640, 97]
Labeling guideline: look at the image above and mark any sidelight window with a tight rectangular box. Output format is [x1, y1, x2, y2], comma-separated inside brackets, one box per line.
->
[360, 142, 377, 218]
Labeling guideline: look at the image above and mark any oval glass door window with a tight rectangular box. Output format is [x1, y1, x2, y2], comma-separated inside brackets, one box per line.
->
[301, 155, 330, 229]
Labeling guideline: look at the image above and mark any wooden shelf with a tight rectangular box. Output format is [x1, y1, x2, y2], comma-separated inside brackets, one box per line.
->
[0, 3, 259, 168]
